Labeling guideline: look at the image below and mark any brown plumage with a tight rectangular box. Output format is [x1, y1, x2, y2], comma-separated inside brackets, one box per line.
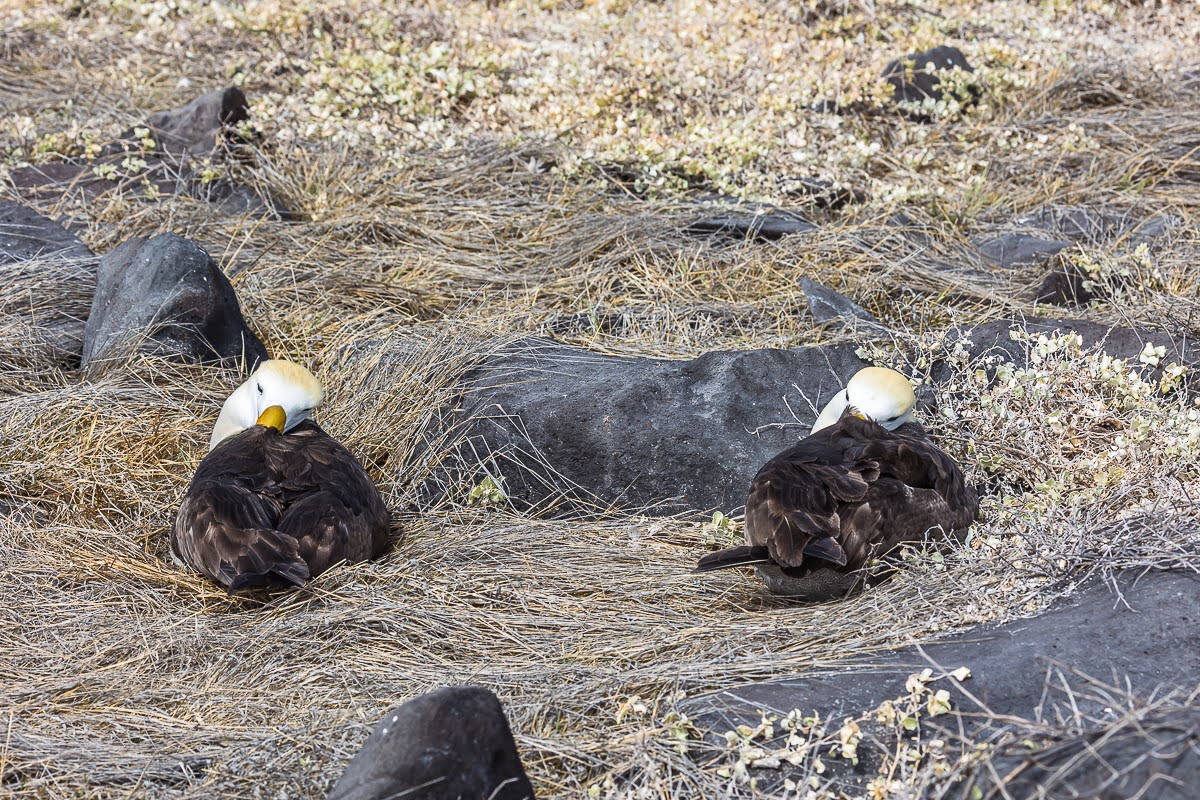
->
[695, 410, 978, 598]
[173, 360, 389, 593]
[173, 419, 389, 593]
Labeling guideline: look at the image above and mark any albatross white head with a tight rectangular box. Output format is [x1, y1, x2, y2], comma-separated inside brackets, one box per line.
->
[810, 367, 916, 434]
[208, 360, 324, 450]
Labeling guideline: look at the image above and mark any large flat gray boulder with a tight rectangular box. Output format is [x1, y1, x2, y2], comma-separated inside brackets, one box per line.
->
[685, 569, 1200, 798]
[431, 339, 868, 515]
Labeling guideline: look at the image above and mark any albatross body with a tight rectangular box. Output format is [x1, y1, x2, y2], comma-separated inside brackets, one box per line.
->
[695, 367, 978, 600]
[172, 360, 389, 593]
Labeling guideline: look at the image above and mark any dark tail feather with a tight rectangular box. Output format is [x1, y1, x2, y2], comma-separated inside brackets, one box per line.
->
[802, 535, 848, 566]
[693, 545, 773, 573]
[223, 537, 311, 594]
[226, 560, 310, 594]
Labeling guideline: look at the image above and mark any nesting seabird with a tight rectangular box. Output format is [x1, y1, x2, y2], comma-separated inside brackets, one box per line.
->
[172, 360, 390, 593]
[694, 367, 978, 600]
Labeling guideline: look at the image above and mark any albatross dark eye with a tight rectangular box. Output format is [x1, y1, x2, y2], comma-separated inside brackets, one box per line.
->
[256, 383, 263, 395]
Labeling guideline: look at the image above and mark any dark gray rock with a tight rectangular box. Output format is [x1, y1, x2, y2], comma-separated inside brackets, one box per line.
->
[933, 316, 1197, 384]
[1127, 211, 1180, 245]
[1016, 205, 1131, 242]
[139, 86, 249, 157]
[326, 687, 534, 800]
[9, 88, 288, 221]
[81, 232, 267, 371]
[7, 161, 128, 205]
[685, 569, 1200, 797]
[882, 45, 978, 120]
[691, 570, 1200, 723]
[0, 201, 97, 366]
[1034, 258, 1099, 306]
[685, 202, 816, 242]
[798, 278, 878, 325]
[199, 179, 293, 220]
[0, 202, 93, 265]
[778, 178, 867, 209]
[972, 702, 1200, 800]
[1030, 250, 1146, 308]
[883, 210, 935, 248]
[976, 232, 1072, 269]
[433, 339, 868, 515]
[1017, 205, 1178, 246]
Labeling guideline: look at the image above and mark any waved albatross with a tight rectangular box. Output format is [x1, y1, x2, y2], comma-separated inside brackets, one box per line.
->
[172, 360, 389, 593]
[694, 366, 978, 600]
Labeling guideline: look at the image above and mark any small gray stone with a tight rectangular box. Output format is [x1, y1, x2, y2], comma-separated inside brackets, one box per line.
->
[976, 232, 1072, 269]
[1034, 260, 1098, 307]
[111, 87, 249, 159]
[82, 232, 267, 371]
[0, 201, 93, 265]
[326, 687, 534, 800]
[686, 201, 817, 242]
[882, 45, 978, 120]
[1016, 205, 1178, 245]
[799, 278, 878, 325]
[1015, 205, 1129, 241]
[1128, 212, 1179, 246]
[778, 177, 867, 209]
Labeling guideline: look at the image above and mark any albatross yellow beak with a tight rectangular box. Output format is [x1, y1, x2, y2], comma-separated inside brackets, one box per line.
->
[256, 405, 287, 433]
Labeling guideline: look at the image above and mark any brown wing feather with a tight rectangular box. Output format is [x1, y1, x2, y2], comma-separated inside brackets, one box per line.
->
[735, 413, 978, 580]
[743, 427, 869, 570]
[173, 421, 390, 593]
[171, 478, 309, 592]
[263, 422, 390, 573]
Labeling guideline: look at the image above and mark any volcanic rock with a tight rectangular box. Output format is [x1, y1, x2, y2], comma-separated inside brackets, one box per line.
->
[434, 339, 868, 515]
[9, 88, 288, 220]
[0, 201, 97, 366]
[685, 201, 817, 242]
[882, 45, 978, 120]
[1016, 205, 1177, 245]
[81, 232, 267, 371]
[685, 569, 1200, 798]
[110, 86, 249, 158]
[975, 232, 1072, 269]
[326, 686, 534, 800]
[933, 316, 1197, 383]
[798, 278, 878, 326]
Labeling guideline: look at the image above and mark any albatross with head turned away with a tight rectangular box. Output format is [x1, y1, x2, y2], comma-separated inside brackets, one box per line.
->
[694, 366, 978, 600]
[172, 360, 390, 593]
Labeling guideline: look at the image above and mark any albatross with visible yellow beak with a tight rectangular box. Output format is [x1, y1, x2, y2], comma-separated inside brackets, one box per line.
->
[694, 366, 978, 600]
[172, 360, 390, 593]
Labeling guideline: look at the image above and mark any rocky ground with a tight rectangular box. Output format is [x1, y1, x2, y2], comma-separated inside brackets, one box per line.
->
[3, 1, 1200, 798]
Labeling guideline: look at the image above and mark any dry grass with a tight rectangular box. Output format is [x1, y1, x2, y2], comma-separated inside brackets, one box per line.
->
[3, 0, 1200, 798]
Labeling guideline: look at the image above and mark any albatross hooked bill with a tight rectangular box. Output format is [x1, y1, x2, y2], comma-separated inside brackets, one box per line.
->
[256, 405, 286, 432]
